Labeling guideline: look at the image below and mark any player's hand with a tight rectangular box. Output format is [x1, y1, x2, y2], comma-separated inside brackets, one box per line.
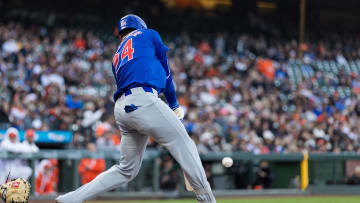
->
[173, 107, 184, 120]
[0, 178, 31, 203]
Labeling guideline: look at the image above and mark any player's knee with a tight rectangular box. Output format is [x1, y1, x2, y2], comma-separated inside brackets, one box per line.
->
[128, 166, 141, 181]
[115, 162, 141, 181]
[125, 166, 141, 181]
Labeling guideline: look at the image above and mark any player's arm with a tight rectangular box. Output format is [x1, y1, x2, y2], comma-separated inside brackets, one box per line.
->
[151, 30, 179, 110]
[164, 67, 179, 110]
[1, 142, 22, 153]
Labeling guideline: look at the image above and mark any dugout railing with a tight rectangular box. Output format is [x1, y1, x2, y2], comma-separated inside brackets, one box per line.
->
[1, 150, 360, 200]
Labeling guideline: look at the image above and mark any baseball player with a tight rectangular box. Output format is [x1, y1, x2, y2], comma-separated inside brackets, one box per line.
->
[56, 14, 216, 203]
[0, 127, 32, 183]
[0, 128, 32, 203]
[21, 129, 40, 153]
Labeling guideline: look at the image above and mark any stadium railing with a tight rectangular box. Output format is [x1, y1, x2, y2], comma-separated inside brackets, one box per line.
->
[1, 150, 360, 200]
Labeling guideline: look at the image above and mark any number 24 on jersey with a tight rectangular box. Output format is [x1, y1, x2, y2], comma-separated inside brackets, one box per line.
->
[121, 39, 134, 60]
[113, 39, 134, 72]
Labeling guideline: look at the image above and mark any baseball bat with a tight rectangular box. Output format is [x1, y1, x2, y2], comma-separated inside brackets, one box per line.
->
[184, 172, 194, 191]
[174, 107, 194, 191]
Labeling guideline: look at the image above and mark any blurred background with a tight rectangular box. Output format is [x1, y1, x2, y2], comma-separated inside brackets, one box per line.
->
[0, 0, 360, 201]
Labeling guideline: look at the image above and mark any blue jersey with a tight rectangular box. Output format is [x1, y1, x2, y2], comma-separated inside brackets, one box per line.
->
[112, 29, 178, 109]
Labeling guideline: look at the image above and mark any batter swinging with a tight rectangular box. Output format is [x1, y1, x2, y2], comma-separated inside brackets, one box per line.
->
[56, 14, 216, 203]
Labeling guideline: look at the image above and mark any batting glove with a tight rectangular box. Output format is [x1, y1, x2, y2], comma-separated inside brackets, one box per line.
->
[173, 107, 184, 120]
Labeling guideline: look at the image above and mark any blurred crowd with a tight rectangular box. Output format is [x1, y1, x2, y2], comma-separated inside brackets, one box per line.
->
[0, 22, 119, 148]
[1, 21, 360, 156]
[174, 33, 360, 155]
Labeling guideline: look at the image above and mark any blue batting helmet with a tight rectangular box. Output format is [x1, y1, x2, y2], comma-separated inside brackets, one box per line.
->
[117, 14, 147, 35]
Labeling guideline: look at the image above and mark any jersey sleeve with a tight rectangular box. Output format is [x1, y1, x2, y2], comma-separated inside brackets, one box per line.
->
[150, 29, 169, 73]
[164, 71, 179, 109]
[150, 30, 179, 109]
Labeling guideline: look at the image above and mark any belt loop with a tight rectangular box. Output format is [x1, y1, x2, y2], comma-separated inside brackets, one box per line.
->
[152, 88, 158, 97]
[125, 89, 132, 96]
[142, 86, 153, 93]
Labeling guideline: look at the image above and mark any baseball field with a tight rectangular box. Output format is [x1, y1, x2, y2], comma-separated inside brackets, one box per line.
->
[85, 196, 360, 203]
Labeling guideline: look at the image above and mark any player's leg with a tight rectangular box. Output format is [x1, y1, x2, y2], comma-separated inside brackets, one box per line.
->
[56, 131, 149, 203]
[133, 95, 216, 203]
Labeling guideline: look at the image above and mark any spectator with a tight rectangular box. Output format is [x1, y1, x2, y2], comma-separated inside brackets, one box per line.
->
[160, 155, 178, 191]
[81, 102, 105, 128]
[232, 161, 249, 189]
[204, 163, 214, 188]
[96, 131, 116, 150]
[0, 100, 9, 127]
[69, 132, 85, 149]
[347, 166, 360, 185]
[253, 161, 274, 189]
[78, 143, 106, 185]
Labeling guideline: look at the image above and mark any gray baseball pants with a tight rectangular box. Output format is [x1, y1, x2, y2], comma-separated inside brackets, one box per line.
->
[56, 87, 216, 203]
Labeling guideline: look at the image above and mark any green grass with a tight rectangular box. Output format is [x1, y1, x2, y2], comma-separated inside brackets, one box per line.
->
[88, 196, 360, 203]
